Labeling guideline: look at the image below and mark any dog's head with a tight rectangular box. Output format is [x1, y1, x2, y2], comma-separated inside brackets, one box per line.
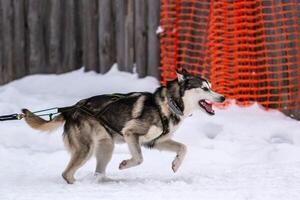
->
[177, 68, 225, 115]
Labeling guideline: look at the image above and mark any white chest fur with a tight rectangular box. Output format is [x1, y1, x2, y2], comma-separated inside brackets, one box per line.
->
[182, 89, 201, 116]
[139, 125, 163, 144]
[140, 117, 184, 144]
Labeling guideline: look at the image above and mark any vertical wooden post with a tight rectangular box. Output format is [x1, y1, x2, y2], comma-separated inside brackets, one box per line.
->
[147, 0, 160, 78]
[13, 0, 27, 78]
[98, 0, 115, 73]
[124, 0, 134, 72]
[27, 0, 47, 74]
[81, 0, 99, 72]
[135, 0, 147, 77]
[0, 0, 14, 83]
[74, 0, 84, 71]
[0, 1, 3, 84]
[48, 0, 63, 73]
[115, 0, 126, 71]
[61, 0, 77, 73]
[115, 0, 134, 72]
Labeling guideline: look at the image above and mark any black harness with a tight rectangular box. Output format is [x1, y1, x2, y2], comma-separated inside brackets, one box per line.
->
[58, 94, 128, 135]
[59, 94, 172, 145]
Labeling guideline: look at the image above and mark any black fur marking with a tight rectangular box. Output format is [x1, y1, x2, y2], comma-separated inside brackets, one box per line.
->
[166, 80, 184, 115]
[170, 113, 181, 125]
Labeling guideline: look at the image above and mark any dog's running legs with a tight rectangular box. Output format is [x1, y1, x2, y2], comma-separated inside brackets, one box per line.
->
[153, 140, 187, 172]
[62, 144, 92, 184]
[119, 134, 143, 170]
[95, 138, 114, 181]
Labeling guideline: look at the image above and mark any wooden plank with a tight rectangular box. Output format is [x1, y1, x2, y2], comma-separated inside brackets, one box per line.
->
[61, 0, 81, 73]
[27, 0, 47, 74]
[115, 0, 134, 72]
[147, 0, 160, 78]
[98, 0, 115, 73]
[81, 0, 99, 72]
[0, 1, 3, 84]
[13, 0, 27, 79]
[48, 0, 63, 73]
[134, 0, 147, 77]
[73, 0, 84, 71]
[115, 0, 126, 71]
[0, 0, 14, 83]
[124, 0, 134, 72]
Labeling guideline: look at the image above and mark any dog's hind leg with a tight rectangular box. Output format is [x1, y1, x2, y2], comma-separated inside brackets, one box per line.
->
[62, 146, 92, 184]
[153, 140, 187, 173]
[95, 138, 114, 179]
[62, 135, 93, 184]
[119, 134, 143, 170]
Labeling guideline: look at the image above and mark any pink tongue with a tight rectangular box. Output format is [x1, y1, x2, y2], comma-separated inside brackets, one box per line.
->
[203, 101, 214, 113]
[205, 103, 213, 112]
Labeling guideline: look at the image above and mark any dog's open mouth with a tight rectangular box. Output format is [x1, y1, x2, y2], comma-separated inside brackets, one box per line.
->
[198, 100, 215, 115]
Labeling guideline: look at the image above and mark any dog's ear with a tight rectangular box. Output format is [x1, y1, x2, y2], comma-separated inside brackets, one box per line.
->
[176, 68, 189, 82]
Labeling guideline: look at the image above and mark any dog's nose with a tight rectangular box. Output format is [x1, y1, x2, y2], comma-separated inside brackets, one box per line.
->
[220, 96, 225, 102]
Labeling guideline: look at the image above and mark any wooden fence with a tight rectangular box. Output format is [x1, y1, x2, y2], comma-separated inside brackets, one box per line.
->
[0, 0, 161, 85]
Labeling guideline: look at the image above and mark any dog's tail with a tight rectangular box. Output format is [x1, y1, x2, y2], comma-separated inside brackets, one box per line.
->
[22, 109, 65, 132]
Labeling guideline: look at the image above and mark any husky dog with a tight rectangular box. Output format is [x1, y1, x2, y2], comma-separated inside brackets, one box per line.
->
[22, 68, 225, 184]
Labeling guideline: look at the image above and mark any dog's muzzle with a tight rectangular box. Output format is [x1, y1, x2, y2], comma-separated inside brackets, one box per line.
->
[198, 96, 225, 115]
[198, 100, 215, 115]
[219, 96, 226, 103]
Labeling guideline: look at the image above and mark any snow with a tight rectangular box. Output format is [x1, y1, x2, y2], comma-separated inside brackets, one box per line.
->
[156, 26, 164, 34]
[0, 66, 300, 200]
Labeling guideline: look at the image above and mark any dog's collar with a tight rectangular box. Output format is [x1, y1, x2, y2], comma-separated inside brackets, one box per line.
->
[167, 96, 184, 116]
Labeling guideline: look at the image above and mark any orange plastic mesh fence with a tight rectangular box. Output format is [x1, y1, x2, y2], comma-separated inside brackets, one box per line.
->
[160, 0, 300, 112]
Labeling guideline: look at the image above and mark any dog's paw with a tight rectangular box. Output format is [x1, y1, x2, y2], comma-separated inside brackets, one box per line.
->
[171, 156, 182, 173]
[119, 160, 128, 170]
[62, 173, 75, 184]
[94, 173, 113, 183]
[119, 158, 143, 170]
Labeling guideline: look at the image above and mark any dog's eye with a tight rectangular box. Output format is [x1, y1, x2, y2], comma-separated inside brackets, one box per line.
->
[203, 87, 209, 92]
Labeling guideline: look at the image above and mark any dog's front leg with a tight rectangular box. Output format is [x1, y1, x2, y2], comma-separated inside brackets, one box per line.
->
[153, 140, 187, 172]
[119, 134, 143, 170]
